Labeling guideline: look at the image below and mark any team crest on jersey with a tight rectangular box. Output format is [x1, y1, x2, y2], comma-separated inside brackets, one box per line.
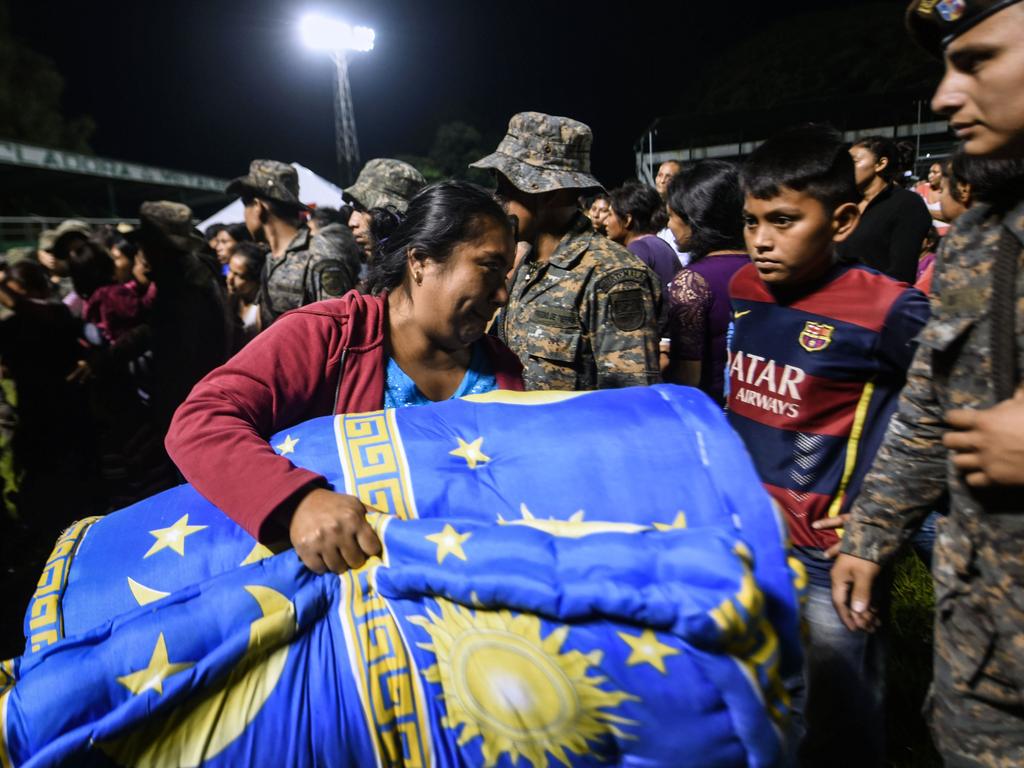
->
[798, 321, 834, 352]
[936, 0, 965, 21]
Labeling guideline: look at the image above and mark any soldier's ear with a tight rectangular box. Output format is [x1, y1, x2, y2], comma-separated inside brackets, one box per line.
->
[256, 200, 270, 224]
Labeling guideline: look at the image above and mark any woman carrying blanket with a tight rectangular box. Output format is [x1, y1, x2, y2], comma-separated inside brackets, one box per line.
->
[166, 181, 522, 575]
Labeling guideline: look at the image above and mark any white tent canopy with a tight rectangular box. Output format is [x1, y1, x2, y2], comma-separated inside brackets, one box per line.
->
[197, 163, 345, 230]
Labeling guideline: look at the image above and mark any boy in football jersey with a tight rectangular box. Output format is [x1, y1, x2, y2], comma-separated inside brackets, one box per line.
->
[728, 124, 930, 767]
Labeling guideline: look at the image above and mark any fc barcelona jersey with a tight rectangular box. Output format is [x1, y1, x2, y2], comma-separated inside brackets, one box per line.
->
[726, 262, 930, 553]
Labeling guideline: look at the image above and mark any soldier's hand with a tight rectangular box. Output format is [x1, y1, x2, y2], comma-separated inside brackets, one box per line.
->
[288, 489, 382, 574]
[830, 553, 882, 633]
[811, 513, 849, 558]
[945, 390, 1024, 487]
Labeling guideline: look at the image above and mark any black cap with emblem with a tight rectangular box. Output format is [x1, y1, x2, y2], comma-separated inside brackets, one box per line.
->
[906, 0, 1024, 57]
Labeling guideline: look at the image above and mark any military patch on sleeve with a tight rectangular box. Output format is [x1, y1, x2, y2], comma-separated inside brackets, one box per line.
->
[610, 288, 646, 331]
[595, 268, 650, 293]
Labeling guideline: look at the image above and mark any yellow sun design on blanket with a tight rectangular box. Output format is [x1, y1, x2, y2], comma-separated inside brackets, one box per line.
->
[409, 601, 638, 767]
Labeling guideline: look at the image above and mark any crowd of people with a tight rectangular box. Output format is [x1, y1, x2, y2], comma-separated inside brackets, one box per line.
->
[2, 0, 1024, 764]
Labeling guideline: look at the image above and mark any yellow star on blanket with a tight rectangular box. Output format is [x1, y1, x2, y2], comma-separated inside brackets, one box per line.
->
[617, 629, 680, 674]
[425, 524, 472, 564]
[117, 633, 193, 696]
[449, 436, 490, 469]
[144, 514, 208, 558]
[275, 434, 299, 455]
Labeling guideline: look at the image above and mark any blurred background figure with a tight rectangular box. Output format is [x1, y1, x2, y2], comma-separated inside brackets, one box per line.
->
[226, 241, 267, 351]
[654, 159, 687, 265]
[344, 158, 427, 287]
[308, 206, 361, 283]
[45, 219, 94, 308]
[663, 160, 748, 404]
[842, 136, 931, 284]
[229, 159, 361, 323]
[0, 260, 96, 532]
[129, 201, 231, 437]
[585, 192, 611, 235]
[914, 161, 949, 235]
[605, 181, 681, 294]
[212, 223, 252, 273]
[204, 223, 227, 252]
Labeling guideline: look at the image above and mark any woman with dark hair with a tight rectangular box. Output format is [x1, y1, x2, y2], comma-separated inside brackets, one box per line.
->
[204, 223, 227, 252]
[604, 182, 681, 292]
[167, 180, 524, 575]
[226, 241, 267, 349]
[915, 161, 949, 234]
[69, 241, 149, 344]
[213, 223, 252, 268]
[841, 135, 932, 284]
[109, 237, 137, 284]
[663, 160, 749, 403]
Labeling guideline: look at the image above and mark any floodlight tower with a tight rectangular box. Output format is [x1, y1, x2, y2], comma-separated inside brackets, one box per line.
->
[299, 13, 375, 186]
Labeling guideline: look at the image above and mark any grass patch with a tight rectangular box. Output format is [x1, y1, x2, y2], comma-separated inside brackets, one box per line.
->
[887, 551, 940, 767]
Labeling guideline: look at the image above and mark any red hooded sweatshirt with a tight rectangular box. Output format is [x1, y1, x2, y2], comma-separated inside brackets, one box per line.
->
[165, 291, 524, 541]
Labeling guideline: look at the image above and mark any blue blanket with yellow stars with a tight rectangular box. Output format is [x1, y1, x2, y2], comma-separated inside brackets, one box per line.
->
[1, 385, 805, 768]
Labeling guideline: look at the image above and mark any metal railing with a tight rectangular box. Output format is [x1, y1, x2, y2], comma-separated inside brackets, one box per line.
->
[0, 217, 140, 251]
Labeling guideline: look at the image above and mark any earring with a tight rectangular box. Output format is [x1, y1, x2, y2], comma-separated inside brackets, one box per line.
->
[414, 271, 423, 285]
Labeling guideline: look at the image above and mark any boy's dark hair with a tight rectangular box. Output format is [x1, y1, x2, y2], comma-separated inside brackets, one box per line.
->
[666, 160, 745, 261]
[608, 182, 668, 233]
[741, 124, 859, 211]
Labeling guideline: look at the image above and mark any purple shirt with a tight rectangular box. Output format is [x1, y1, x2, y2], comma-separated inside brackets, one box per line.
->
[667, 251, 749, 403]
[627, 235, 682, 294]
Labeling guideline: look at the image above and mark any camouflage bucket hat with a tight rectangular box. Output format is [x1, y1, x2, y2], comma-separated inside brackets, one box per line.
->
[471, 111, 603, 194]
[50, 219, 94, 258]
[227, 159, 308, 209]
[37, 228, 59, 252]
[344, 158, 426, 213]
[906, 0, 1023, 57]
[128, 201, 205, 253]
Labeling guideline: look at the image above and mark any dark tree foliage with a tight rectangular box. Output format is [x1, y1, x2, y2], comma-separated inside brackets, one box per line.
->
[399, 121, 494, 185]
[0, 0, 94, 150]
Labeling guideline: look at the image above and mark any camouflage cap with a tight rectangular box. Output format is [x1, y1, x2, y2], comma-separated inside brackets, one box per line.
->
[37, 228, 58, 252]
[227, 159, 308, 209]
[51, 219, 94, 258]
[906, 0, 1023, 57]
[471, 111, 603, 195]
[128, 201, 205, 254]
[344, 158, 426, 213]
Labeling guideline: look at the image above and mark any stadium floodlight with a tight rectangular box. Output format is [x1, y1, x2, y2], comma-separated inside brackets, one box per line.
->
[299, 13, 375, 53]
[298, 12, 375, 185]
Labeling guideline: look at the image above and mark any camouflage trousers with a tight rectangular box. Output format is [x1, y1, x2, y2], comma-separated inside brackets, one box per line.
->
[929, 512, 1024, 768]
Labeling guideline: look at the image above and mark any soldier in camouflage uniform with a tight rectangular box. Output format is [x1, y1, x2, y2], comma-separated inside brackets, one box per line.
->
[227, 160, 362, 327]
[831, 2, 1024, 765]
[345, 158, 427, 264]
[471, 111, 661, 390]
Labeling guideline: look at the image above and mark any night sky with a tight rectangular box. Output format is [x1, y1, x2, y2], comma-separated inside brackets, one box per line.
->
[10, 0, 902, 188]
